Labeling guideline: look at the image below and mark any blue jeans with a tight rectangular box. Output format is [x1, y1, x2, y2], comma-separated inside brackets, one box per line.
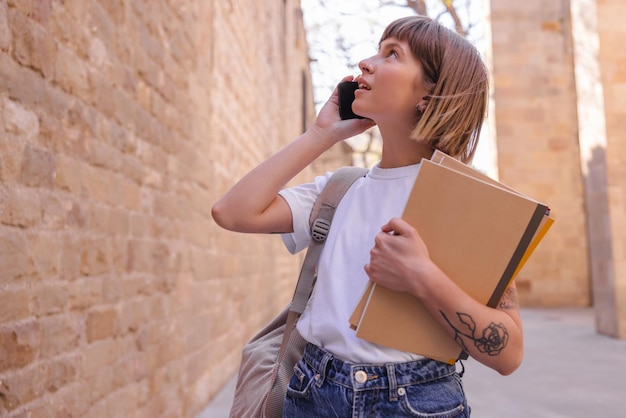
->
[283, 343, 470, 418]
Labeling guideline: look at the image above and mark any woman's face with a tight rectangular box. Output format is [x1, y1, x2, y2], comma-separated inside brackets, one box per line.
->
[353, 37, 428, 126]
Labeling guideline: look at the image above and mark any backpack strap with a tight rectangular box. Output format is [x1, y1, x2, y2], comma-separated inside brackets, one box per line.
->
[273, 166, 367, 396]
[291, 166, 368, 314]
[264, 166, 367, 418]
[276, 166, 367, 363]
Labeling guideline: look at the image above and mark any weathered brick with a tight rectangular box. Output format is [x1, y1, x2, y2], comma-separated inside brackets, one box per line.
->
[135, 78, 151, 112]
[95, 0, 125, 26]
[0, 287, 30, 323]
[0, 48, 43, 108]
[85, 363, 114, 404]
[3, 97, 39, 139]
[0, 186, 41, 228]
[79, 237, 109, 277]
[122, 177, 142, 210]
[89, 140, 123, 172]
[0, 2, 10, 51]
[108, 237, 129, 276]
[0, 134, 21, 183]
[50, 381, 91, 417]
[81, 339, 118, 379]
[0, 360, 47, 411]
[44, 355, 79, 395]
[89, 0, 115, 56]
[31, 0, 52, 28]
[38, 314, 79, 359]
[68, 277, 104, 310]
[6, 0, 33, 16]
[65, 201, 85, 228]
[32, 282, 67, 316]
[108, 207, 130, 236]
[80, 165, 127, 206]
[54, 154, 83, 194]
[28, 232, 60, 278]
[117, 297, 151, 334]
[9, 9, 56, 78]
[59, 234, 82, 281]
[40, 193, 79, 230]
[60, 102, 97, 156]
[20, 145, 55, 188]
[54, 42, 89, 96]
[0, 232, 37, 282]
[125, 239, 150, 274]
[86, 307, 117, 343]
[0, 320, 41, 373]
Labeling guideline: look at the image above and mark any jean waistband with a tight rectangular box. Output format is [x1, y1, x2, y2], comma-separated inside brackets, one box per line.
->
[302, 343, 456, 393]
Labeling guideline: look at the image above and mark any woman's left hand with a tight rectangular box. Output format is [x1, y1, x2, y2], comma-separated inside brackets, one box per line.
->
[364, 217, 436, 296]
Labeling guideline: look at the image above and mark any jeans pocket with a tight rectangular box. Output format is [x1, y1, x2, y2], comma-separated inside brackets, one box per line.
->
[285, 359, 317, 399]
[399, 375, 469, 418]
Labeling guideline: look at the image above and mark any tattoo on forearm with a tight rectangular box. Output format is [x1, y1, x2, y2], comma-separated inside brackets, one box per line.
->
[498, 285, 519, 310]
[440, 310, 509, 356]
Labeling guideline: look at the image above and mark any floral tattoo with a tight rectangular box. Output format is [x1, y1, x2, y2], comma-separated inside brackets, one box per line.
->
[440, 311, 509, 356]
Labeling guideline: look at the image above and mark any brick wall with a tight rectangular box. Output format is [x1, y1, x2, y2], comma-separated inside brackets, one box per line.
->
[0, 1, 352, 416]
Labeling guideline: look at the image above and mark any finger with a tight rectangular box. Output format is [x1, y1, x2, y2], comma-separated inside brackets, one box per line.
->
[330, 75, 357, 97]
[380, 221, 394, 233]
[364, 263, 371, 278]
[382, 217, 413, 236]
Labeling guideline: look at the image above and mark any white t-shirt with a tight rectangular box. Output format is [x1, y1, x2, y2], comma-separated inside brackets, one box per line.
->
[279, 162, 426, 364]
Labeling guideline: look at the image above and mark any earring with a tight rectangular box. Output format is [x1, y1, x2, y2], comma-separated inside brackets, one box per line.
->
[415, 96, 430, 114]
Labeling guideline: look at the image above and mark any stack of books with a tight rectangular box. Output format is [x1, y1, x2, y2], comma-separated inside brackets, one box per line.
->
[349, 150, 554, 364]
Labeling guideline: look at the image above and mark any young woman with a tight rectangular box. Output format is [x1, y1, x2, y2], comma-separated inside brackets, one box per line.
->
[213, 15, 523, 417]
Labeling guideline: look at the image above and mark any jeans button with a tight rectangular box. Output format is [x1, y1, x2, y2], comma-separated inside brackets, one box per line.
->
[355, 370, 367, 383]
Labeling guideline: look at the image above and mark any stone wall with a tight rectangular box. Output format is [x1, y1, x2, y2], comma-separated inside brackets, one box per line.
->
[0, 1, 352, 416]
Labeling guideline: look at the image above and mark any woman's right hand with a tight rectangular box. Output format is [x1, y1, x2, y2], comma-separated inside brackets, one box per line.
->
[212, 77, 374, 234]
[310, 76, 376, 144]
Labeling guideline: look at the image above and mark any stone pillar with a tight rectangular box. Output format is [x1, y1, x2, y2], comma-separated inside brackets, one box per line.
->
[572, 0, 626, 338]
[488, 1, 591, 306]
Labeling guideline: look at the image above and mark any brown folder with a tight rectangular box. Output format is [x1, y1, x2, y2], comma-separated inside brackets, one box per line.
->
[429, 151, 554, 303]
[349, 157, 552, 364]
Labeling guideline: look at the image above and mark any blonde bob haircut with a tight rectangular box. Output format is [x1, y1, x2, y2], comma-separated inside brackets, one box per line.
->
[381, 16, 489, 163]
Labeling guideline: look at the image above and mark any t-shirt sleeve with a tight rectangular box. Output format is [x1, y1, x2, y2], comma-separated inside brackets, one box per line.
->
[278, 172, 332, 254]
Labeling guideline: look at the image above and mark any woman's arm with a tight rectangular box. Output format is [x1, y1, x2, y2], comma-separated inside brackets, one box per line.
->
[211, 77, 375, 234]
[365, 217, 524, 375]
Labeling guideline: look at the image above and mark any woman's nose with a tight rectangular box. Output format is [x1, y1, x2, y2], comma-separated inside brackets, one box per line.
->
[359, 59, 373, 74]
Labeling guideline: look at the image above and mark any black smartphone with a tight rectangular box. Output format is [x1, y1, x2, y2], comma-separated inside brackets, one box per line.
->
[338, 81, 365, 120]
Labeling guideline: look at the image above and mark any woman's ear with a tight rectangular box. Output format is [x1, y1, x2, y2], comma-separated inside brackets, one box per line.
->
[415, 95, 431, 115]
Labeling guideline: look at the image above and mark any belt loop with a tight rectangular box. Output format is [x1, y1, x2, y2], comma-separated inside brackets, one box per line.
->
[316, 350, 333, 387]
[386, 363, 398, 402]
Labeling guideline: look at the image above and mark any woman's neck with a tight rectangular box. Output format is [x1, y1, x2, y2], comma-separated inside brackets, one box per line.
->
[377, 124, 434, 168]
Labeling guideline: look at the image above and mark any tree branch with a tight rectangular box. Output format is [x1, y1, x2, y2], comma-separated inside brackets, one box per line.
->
[407, 0, 427, 15]
[441, 0, 467, 36]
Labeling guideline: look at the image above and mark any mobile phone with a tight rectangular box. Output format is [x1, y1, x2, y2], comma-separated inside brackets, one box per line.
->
[338, 81, 365, 120]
